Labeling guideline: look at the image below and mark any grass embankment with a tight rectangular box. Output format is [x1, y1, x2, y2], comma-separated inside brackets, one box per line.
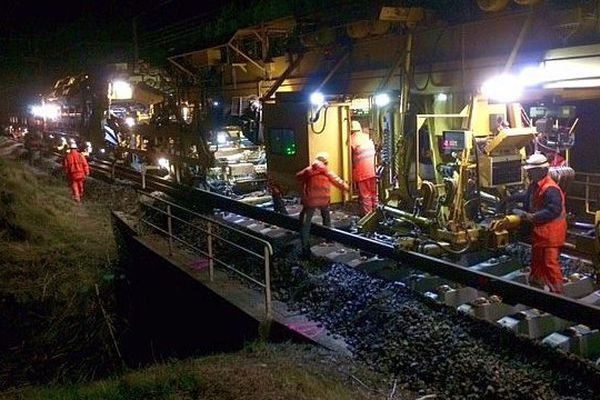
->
[4, 343, 383, 400]
[0, 143, 396, 399]
[0, 149, 120, 387]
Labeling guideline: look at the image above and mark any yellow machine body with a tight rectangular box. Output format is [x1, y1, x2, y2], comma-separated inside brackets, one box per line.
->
[263, 94, 351, 204]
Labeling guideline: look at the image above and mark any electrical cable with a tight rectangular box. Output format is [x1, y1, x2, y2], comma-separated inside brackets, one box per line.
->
[310, 105, 328, 134]
[409, 26, 448, 91]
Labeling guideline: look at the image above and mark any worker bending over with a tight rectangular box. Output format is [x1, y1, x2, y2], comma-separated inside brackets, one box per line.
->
[506, 153, 566, 293]
[296, 152, 349, 258]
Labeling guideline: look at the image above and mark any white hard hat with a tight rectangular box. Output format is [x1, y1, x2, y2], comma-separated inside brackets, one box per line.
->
[351, 120, 362, 132]
[70, 142, 78, 149]
[523, 153, 549, 170]
[315, 151, 330, 163]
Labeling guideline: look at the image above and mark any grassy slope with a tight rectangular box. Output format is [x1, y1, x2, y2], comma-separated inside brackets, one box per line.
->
[0, 149, 119, 387]
[5, 343, 384, 400]
[0, 158, 116, 290]
[0, 144, 396, 399]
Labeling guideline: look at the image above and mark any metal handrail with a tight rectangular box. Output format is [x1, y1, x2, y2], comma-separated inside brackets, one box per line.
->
[137, 191, 273, 318]
[565, 173, 600, 215]
[572, 171, 600, 179]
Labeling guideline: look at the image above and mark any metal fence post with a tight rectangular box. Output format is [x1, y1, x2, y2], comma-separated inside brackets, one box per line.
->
[141, 165, 146, 189]
[586, 175, 591, 215]
[264, 246, 272, 319]
[208, 222, 214, 281]
[167, 204, 173, 255]
[137, 193, 143, 235]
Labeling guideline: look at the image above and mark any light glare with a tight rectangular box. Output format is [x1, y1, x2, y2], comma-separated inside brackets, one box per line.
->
[217, 132, 228, 144]
[374, 93, 390, 107]
[519, 66, 544, 86]
[31, 103, 61, 120]
[158, 158, 170, 169]
[110, 81, 133, 100]
[125, 117, 135, 127]
[310, 92, 325, 106]
[481, 74, 523, 102]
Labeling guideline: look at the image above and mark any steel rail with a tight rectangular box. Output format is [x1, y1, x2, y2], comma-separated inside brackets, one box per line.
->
[89, 160, 600, 330]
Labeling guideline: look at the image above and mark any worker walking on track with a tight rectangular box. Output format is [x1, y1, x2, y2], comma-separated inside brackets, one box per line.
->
[296, 152, 349, 258]
[350, 120, 378, 216]
[63, 142, 90, 204]
[506, 153, 567, 293]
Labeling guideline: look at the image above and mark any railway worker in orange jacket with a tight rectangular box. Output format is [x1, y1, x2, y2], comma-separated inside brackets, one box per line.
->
[63, 142, 90, 203]
[507, 153, 567, 293]
[296, 152, 349, 257]
[350, 120, 378, 216]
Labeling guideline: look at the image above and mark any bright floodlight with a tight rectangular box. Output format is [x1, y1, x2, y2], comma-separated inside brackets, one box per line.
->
[110, 81, 133, 100]
[310, 92, 325, 106]
[374, 93, 390, 107]
[481, 74, 523, 102]
[217, 131, 228, 144]
[125, 117, 135, 127]
[519, 65, 544, 87]
[158, 157, 170, 170]
[31, 103, 61, 120]
[437, 93, 448, 102]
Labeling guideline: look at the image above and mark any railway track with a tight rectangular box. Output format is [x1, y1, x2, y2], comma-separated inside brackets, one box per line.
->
[81, 154, 600, 363]
[2, 140, 593, 397]
[4, 136, 580, 365]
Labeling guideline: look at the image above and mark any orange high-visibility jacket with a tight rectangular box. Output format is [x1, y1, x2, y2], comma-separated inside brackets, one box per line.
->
[351, 132, 376, 182]
[63, 150, 90, 181]
[296, 161, 348, 208]
[532, 174, 567, 247]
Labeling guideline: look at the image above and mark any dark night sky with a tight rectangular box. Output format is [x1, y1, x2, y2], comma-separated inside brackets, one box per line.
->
[1, 0, 231, 39]
[0, 0, 230, 113]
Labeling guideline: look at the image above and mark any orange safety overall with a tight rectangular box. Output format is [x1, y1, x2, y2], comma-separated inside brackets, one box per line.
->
[351, 132, 377, 215]
[63, 150, 90, 202]
[530, 175, 567, 293]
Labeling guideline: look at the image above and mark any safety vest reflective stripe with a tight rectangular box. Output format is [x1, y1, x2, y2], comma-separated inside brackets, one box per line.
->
[352, 148, 375, 163]
[352, 143, 376, 182]
[326, 172, 344, 187]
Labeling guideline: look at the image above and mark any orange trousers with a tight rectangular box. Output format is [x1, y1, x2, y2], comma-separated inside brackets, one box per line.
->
[69, 178, 85, 202]
[530, 246, 564, 294]
[357, 177, 378, 216]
